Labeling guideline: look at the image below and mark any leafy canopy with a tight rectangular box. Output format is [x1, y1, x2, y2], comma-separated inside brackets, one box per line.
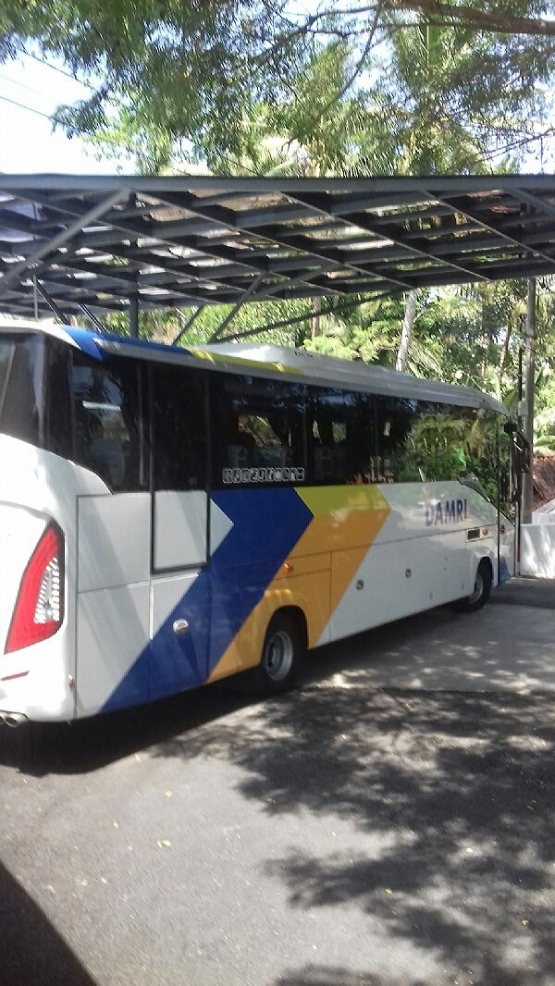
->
[1, 0, 555, 163]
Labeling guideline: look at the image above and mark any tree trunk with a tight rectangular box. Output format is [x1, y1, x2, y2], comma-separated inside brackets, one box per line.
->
[311, 296, 321, 340]
[396, 289, 417, 371]
[499, 317, 512, 377]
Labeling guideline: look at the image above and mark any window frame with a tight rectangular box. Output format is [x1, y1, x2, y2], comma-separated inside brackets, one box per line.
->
[148, 360, 211, 494]
[210, 372, 308, 490]
[308, 385, 379, 486]
[69, 349, 148, 494]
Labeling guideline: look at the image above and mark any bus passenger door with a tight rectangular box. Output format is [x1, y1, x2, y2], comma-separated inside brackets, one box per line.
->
[148, 363, 211, 701]
[73, 352, 151, 717]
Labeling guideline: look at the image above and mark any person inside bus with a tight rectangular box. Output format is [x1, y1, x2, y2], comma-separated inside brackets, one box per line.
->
[224, 408, 256, 468]
[312, 417, 334, 481]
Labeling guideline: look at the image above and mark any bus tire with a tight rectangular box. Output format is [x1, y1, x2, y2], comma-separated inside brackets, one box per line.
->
[248, 611, 304, 695]
[453, 559, 492, 613]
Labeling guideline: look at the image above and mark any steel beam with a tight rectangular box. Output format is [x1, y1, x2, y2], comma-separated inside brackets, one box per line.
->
[172, 307, 204, 346]
[0, 188, 128, 298]
[79, 304, 107, 333]
[522, 279, 536, 525]
[427, 192, 555, 273]
[33, 280, 70, 323]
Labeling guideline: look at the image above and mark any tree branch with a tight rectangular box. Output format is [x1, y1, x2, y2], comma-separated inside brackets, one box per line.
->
[286, 0, 385, 145]
[389, 0, 555, 37]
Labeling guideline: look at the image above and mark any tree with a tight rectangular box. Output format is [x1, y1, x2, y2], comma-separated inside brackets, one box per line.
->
[5, 0, 554, 430]
[1, 0, 555, 166]
[385, 20, 488, 371]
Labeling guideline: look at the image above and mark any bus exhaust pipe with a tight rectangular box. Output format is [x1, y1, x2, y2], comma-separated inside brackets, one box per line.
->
[2, 713, 27, 728]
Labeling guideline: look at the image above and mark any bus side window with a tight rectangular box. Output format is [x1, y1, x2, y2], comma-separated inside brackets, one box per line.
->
[150, 364, 207, 490]
[0, 335, 45, 448]
[71, 354, 144, 492]
[151, 364, 207, 490]
[1, 335, 72, 460]
[310, 388, 377, 485]
[375, 396, 419, 482]
[212, 374, 307, 485]
[375, 397, 491, 485]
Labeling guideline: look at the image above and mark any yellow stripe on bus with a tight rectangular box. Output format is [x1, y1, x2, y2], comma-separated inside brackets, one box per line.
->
[292, 484, 390, 619]
[208, 485, 391, 683]
[189, 348, 302, 374]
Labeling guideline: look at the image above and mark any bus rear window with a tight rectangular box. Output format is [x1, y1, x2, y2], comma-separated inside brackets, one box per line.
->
[0, 339, 13, 402]
[71, 353, 145, 491]
[0, 334, 145, 491]
[0, 334, 45, 447]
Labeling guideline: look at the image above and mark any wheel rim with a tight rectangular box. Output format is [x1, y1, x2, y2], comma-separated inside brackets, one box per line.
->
[262, 630, 294, 682]
[468, 571, 484, 605]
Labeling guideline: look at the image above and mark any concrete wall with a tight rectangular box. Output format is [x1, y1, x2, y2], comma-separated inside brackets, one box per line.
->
[521, 521, 555, 578]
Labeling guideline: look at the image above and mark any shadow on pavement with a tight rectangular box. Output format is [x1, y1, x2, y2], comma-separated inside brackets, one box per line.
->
[1, 860, 96, 986]
[152, 685, 555, 986]
[0, 682, 251, 777]
[491, 576, 555, 610]
[0, 580, 552, 777]
[275, 965, 427, 986]
[2, 583, 555, 984]
[0, 606, 458, 777]
[276, 965, 426, 985]
[275, 962, 534, 986]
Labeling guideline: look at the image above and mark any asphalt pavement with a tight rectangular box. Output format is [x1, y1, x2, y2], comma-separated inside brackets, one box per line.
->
[2, 579, 555, 986]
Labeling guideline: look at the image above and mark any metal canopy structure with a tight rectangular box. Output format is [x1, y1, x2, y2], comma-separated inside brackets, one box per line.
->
[2, 173, 555, 326]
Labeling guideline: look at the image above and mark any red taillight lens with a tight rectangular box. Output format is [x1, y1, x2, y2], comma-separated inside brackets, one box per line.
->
[5, 525, 64, 654]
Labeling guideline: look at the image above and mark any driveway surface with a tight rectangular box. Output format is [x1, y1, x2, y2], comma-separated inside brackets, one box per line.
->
[2, 577, 555, 986]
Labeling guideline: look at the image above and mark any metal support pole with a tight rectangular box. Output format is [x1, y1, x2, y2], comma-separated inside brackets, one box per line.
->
[129, 293, 139, 338]
[208, 273, 264, 342]
[79, 304, 108, 334]
[396, 288, 417, 371]
[172, 307, 204, 346]
[33, 280, 70, 324]
[522, 278, 536, 525]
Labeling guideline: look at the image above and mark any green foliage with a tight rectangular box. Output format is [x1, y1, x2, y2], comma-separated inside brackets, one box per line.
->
[534, 406, 555, 450]
[2, 0, 554, 168]
[4, 0, 555, 443]
[100, 298, 312, 348]
[397, 414, 470, 481]
[304, 298, 404, 362]
[395, 409, 499, 504]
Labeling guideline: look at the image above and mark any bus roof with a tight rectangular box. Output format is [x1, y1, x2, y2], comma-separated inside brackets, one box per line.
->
[0, 317, 507, 414]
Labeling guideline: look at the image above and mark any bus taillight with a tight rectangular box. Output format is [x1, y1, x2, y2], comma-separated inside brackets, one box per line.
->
[5, 525, 64, 654]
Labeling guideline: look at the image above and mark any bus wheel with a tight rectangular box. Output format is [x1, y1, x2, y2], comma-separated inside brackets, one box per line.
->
[250, 612, 304, 695]
[453, 560, 492, 613]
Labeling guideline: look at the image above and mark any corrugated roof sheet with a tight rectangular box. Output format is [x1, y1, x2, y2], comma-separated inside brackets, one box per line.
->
[1, 174, 555, 320]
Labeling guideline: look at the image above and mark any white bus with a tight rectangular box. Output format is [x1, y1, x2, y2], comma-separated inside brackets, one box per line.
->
[0, 320, 518, 725]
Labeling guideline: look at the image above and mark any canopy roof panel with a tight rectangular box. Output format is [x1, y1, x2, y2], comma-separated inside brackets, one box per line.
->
[1, 173, 555, 320]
